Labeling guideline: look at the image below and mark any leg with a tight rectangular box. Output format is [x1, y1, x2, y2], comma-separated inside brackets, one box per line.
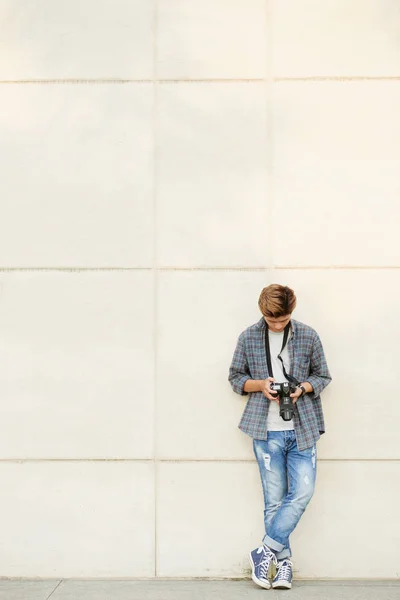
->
[253, 433, 287, 539]
[250, 433, 288, 589]
[265, 432, 317, 552]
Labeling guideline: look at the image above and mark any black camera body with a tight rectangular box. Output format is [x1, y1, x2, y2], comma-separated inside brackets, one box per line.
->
[270, 381, 297, 421]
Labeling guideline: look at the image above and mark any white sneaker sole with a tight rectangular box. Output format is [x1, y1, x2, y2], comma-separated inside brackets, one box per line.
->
[272, 579, 292, 589]
[248, 552, 271, 589]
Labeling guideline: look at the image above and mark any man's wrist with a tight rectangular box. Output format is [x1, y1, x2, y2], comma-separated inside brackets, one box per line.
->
[299, 382, 314, 395]
[243, 379, 265, 393]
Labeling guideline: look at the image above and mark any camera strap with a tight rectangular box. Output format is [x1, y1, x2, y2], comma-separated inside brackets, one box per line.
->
[264, 322, 299, 385]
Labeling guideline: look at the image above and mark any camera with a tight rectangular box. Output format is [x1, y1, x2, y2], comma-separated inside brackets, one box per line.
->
[270, 382, 297, 421]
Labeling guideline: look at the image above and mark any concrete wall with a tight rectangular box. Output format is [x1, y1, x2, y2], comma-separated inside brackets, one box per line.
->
[0, 0, 399, 579]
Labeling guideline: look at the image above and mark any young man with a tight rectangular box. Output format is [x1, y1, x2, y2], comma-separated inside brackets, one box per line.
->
[229, 284, 331, 589]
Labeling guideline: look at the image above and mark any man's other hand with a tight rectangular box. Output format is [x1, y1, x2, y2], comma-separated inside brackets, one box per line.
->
[290, 387, 303, 404]
[261, 377, 279, 402]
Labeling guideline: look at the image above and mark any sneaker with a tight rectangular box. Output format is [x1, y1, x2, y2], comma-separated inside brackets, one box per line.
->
[272, 558, 293, 589]
[248, 545, 277, 589]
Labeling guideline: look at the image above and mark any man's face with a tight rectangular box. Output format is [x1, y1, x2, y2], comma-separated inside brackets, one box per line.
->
[263, 314, 291, 333]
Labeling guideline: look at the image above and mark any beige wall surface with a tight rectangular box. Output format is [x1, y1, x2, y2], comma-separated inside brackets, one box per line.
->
[0, 0, 399, 579]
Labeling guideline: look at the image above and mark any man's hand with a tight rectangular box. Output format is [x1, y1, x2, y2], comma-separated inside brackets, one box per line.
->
[290, 382, 313, 403]
[261, 377, 279, 402]
[290, 387, 303, 404]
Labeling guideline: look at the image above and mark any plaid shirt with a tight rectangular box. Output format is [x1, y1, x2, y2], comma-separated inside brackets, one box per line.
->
[228, 318, 332, 451]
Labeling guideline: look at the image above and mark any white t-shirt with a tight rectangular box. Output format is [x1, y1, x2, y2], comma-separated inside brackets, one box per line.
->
[266, 330, 295, 431]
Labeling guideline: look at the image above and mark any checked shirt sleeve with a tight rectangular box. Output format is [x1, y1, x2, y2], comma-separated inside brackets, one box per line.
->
[306, 333, 332, 398]
[228, 334, 251, 396]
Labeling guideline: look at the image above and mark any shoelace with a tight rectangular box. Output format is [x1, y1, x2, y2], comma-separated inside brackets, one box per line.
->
[276, 559, 293, 580]
[256, 546, 277, 578]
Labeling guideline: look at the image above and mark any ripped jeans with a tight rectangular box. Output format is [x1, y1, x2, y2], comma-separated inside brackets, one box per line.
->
[253, 430, 316, 560]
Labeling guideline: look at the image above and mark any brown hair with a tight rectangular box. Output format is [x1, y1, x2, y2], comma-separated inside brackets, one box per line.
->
[258, 284, 297, 318]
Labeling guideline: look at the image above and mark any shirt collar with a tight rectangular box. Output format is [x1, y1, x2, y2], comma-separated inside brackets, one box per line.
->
[257, 316, 298, 339]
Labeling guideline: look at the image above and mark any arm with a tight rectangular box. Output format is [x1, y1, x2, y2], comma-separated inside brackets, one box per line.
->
[228, 334, 278, 401]
[228, 334, 251, 396]
[243, 379, 263, 393]
[304, 332, 332, 398]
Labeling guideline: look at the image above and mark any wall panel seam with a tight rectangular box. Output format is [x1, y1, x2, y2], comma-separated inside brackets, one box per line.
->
[1, 77, 400, 84]
[0, 459, 397, 463]
[265, 0, 273, 269]
[153, 0, 159, 579]
[1, 267, 400, 272]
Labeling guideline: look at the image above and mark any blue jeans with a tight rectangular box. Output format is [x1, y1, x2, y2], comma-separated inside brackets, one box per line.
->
[253, 431, 317, 560]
